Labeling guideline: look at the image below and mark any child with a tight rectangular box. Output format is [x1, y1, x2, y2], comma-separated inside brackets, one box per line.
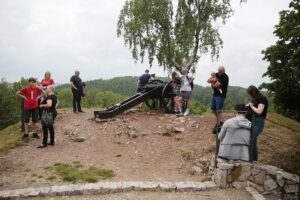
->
[16, 77, 44, 138]
[207, 72, 222, 94]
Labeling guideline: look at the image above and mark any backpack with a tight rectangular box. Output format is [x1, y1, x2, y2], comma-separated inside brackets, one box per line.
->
[41, 111, 53, 127]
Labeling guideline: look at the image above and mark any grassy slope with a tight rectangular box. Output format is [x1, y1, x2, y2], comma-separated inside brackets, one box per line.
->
[0, 123, 26, 156]
[259, 113, 300, 175]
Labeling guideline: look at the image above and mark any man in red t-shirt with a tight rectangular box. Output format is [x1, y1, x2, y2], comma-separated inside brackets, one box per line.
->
[16, 77, 44, 138]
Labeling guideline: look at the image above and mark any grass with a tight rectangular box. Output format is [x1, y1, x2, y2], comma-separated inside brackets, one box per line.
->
[0, 123, 26, 156]
[47, 163, 115, 183]
[259, 113, 300, 175]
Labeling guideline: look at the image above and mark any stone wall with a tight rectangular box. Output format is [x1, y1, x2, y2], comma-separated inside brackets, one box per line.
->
[210, 158, 299, 200]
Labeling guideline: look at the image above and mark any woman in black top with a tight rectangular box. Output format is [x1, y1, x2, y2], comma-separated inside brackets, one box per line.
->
[246, 85, 268, 161]
[38, 85, 57, 148]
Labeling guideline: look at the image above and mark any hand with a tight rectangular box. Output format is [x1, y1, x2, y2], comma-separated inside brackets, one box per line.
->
[245, 103, 251, 107]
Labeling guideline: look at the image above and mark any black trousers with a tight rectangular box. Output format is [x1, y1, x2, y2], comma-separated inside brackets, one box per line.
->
[72, 90, 82, 112]
[42, 111, 57, 145]
[42, 125, 54, 145]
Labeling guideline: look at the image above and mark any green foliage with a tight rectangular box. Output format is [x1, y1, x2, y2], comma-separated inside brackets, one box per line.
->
[56, 87, 126, 109]
[0, 78, 27, 130]
[261, 0, 300, 121]
[117, 0, 233, 71]
[190, 101, 207, 115]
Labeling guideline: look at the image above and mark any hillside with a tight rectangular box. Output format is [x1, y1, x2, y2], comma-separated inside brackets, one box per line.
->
[0, 110, 299, 191]
[57, 76, 268, 106]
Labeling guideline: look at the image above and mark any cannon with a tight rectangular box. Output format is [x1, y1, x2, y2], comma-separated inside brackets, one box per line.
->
[94, 79, 176, 119]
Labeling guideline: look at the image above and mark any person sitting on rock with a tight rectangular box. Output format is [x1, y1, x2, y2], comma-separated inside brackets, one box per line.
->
[218, 104, 252, 161]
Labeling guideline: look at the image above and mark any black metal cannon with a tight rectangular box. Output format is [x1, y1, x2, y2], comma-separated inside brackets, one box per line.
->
[94, 79, 175, 119]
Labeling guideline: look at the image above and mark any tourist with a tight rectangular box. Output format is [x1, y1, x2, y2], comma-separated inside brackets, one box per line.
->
[210, 66, 229, 134]
[137, 69, 152, 94]
[38, 71, 55, 119]
[171, 71, 182, 115]
[218, 104, 252, 161]
[38, 85, 57, 148]
[246, 85, 268, 161]
[180, 68, 194, 116]
[16, 77, 44, 138]
[70, 70, 84, 113]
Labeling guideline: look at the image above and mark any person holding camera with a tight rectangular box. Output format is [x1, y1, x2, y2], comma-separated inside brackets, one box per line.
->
[246, 85, 268, 161]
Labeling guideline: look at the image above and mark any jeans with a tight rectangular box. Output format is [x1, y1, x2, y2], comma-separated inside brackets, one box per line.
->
[252, 116, 265, 161]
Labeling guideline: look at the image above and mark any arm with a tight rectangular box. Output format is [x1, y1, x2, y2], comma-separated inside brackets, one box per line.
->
[16, 90, 27, 100]
[249, 103, 265, 115]
[40, 99, 53, 108]
[70, 81, 77, 90]
[137, 80, 140, 87]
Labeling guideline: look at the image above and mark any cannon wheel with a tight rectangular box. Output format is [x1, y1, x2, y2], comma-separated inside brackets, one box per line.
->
[161, 81, 174, 113]
[144, 79, 164, 109]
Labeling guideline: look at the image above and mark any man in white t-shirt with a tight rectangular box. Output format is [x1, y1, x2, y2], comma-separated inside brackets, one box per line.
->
[180, 68, 194, 116]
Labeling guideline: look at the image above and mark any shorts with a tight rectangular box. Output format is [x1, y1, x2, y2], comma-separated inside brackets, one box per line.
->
[181, 91, 192, 99]
[24, 108, 38, 123]
[211, 96, 224, 111]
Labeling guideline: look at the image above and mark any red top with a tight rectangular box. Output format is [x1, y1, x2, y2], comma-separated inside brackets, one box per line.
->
[41, 79, 54, 87]
[19, 86, 43, 109]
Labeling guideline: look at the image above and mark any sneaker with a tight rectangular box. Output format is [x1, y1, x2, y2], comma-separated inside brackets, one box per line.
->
[32, 133, 40, 139]
[183, 110, 189, 116]
[48, 143, 55, 146]
[78, 110, 85, 113]
[22, 133, 29, 139]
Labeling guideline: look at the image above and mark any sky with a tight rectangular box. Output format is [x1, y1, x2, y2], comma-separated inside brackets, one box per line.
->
[0, 0, 290, 87]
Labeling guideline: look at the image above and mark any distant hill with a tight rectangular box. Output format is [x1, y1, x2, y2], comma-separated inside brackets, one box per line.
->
[57, 76, 271, 106]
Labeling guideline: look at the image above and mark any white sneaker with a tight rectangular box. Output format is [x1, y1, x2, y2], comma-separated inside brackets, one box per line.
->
[183, 110, 189, 116]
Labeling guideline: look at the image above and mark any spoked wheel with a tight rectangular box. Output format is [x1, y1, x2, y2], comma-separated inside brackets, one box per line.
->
[161, 81, 175, 113]
[144, 79, 164, 110]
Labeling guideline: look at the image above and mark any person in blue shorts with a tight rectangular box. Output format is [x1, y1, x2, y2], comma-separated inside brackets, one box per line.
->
[210, 66, 229, 134]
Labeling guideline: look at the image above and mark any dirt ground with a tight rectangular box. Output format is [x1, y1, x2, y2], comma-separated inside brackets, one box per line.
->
[0, 109, 227, 190]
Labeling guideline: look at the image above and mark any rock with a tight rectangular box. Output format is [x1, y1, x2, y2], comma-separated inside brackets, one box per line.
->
[232, 181, 248, 189]
[279, 171, 299, 184]
[263, 179, 278, 191]
[251, 164, 261, 176]
[219, 163, 234, 170]
[227, 163, 252, 182]
[214, 169, 229, 188]
[284, 194, 299, 200]
[171, 127, 185, 133]
[284, 184, 299, 193]
[253, 171, 266, 185]
[127, 132, 138, 138]
[276, 174, 285, 187]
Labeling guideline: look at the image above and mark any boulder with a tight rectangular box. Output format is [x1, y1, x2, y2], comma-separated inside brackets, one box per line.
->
[253, 171, 266, 185]
[227, 163, 252, 182]
[284, 184, 299, 193]
[263, 179, 278, 191]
